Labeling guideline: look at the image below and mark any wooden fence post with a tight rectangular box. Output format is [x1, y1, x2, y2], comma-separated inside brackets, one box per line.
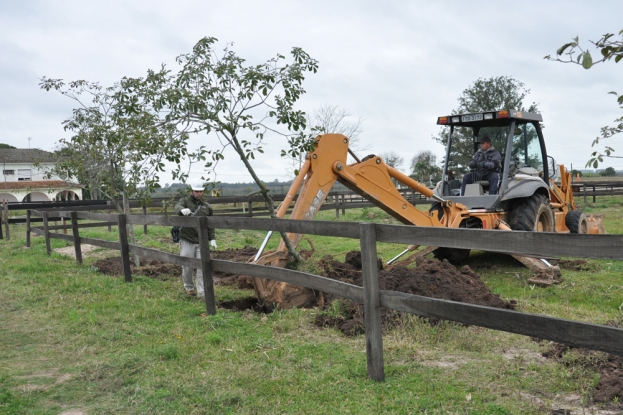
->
[107, 201, 112, 232]
[26, 209, 31, 247]
[593, 185, 596, 203]
[70, 211, 82, 265]
[117, 214, 132, 283]
[335, 196, 340, 218]
[0, 201, 3, 240]
[62, 216, 67, 234]
[341, 194, 346, 216]
[359, 222, 385, 382]
[198, 216, 216, 315]
[142, 206, 148, 235]
[42, 211, 51, 256]
[3, 201, 9, 241]
[248, 200, 253, 217]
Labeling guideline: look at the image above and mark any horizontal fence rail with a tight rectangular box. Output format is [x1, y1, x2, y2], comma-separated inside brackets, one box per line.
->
[20, 208, 623, 382]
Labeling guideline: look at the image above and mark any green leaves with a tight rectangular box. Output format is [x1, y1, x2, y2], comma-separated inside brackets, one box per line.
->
[581, 51, 593, 69]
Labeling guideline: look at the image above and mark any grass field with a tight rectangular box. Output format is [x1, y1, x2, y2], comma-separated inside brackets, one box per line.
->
[2, 197, 623, 414]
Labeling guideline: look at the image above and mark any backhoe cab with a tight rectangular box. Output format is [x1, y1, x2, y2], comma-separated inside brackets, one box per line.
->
[435, 109, 550, 211]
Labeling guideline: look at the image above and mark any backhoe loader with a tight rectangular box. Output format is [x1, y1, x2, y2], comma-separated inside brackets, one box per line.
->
[252, 109, 605, 308]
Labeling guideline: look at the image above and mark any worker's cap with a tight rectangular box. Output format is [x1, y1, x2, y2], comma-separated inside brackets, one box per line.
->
[480, 136, 491, 143]
[190, 184, 205, 191]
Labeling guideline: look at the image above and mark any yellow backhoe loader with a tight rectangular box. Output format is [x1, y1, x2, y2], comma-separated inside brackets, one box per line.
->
[252, 109, 605, 308]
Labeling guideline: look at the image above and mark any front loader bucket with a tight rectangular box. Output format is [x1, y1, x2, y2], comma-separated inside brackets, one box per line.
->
[587, 214, 606, 234]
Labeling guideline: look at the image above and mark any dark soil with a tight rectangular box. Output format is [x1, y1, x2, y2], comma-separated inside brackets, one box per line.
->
[211, 246, 258, 289]
[218, 297, 272, 314]
[543, 324, 623, 404]
[315, 251, 516, 336]
[92, 257, 181, 280]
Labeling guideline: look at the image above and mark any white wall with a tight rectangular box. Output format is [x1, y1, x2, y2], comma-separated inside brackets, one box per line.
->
[1, 162, 62, 182]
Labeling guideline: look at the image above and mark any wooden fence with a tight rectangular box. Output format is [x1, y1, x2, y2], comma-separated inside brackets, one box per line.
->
[25, 208, 623, 382]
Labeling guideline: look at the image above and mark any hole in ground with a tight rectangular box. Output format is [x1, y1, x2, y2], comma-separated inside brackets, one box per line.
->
[218, 297, 273, 314]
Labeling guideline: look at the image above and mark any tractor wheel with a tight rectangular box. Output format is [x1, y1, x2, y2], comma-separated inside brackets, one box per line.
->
[509, 194, 555, 232]
[565, 210, 588, 234]
[429, 202, 471, 263]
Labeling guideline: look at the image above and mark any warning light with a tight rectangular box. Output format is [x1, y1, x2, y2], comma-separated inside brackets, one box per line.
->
[497, 110, 509, 118]
[437, 117, 448, 125]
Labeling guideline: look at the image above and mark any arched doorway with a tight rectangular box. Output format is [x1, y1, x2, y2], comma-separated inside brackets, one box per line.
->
[23, 192, 50, 202]
[0, 193, 19, 203]
[54, 190, 80, 201]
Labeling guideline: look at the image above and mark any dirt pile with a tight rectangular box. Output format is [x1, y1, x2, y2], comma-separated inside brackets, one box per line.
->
[320, 251, 515, 308]
[543, 341, 623, 405]
[315, 251, 515, 335]
[211, 246, 258, 289]
[92, 257, 181, 280]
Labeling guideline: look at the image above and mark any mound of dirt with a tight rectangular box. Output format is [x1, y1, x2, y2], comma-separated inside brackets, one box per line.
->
[543, 341, 623, 405]
[211, 246, 258, 289]
[315, 251, 515, 335]
[92, 257, 181, 280]
[320, 251, 514, 308]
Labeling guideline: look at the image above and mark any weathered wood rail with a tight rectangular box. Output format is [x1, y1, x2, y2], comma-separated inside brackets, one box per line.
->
[25, 208, 623, 382]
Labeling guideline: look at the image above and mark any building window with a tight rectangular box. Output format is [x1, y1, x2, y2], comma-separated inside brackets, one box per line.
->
[18, 169, 32, 181]
[2, 170, 15, 175]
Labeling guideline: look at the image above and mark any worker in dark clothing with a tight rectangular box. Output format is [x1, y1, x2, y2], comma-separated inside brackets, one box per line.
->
[174, 185, 216, 298]
[460, 136, 502, 195]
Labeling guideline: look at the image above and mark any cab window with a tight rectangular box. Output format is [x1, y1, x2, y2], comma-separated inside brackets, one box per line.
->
[511, 122, 543, 171]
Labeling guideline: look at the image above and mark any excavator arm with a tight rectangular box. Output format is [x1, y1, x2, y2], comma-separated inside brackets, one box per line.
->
[253, 134, 469, 285]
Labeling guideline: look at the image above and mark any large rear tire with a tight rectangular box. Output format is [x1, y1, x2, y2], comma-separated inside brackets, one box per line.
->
[565, 210, 588, 234]
[509, 194, 555, 232]
[429, 202, 471, 263]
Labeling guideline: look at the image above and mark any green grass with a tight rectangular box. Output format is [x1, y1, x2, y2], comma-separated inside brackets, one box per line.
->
[1, 199, 623, 413]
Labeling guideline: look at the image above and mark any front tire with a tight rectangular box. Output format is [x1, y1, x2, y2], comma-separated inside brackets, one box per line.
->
[565, 210, 588, 234]
[509, 193, 554, 232]
[429, 202, 471, 263]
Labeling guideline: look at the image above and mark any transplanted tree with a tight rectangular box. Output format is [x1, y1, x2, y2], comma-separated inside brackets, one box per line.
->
[433, 76, 540, 173]
[546, 29, 623, 167]
[154, 37, 318, 262]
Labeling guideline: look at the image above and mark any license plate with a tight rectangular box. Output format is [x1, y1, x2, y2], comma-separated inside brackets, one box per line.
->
[461, 113, 483, 122]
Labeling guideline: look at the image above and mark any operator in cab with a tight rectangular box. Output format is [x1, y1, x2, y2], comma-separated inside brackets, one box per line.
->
[460, 136, 501, 196]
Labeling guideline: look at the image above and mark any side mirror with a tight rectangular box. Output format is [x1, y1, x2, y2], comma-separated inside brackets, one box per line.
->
[547, 156, 557, 179]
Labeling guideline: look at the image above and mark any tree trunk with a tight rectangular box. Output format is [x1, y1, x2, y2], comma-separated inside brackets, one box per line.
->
[122, 189, 140, 267]
[230, 136, 303, 263]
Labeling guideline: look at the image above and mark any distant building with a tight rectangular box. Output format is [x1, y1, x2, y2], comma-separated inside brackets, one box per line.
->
[0, 149, 83, 203]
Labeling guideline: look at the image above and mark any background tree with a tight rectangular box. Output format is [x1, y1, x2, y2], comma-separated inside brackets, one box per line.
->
[433, 76, 540, 173]
[156, 37, 318, 262]
[380, 151, 405, 186]
[379, 151, 404, 170]
[546, 29, 623, 167]
[40, 75, 190, 265]
[602, 166, 617, 177]
[410, 150, 441, 184]
[0, 143, 16, 149]
[286, 104, 365, 175]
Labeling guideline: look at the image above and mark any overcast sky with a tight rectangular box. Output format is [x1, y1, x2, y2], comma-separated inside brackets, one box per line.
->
[1, 0, 622, 184]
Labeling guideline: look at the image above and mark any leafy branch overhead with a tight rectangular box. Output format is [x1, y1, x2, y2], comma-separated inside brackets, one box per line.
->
[39, 75, 189, 210]
[546, 29, 623, 168]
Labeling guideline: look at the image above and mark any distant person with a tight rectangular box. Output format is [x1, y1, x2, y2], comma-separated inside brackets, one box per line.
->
[174, 184, 217, 299]
[460, 136, 501, 195]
